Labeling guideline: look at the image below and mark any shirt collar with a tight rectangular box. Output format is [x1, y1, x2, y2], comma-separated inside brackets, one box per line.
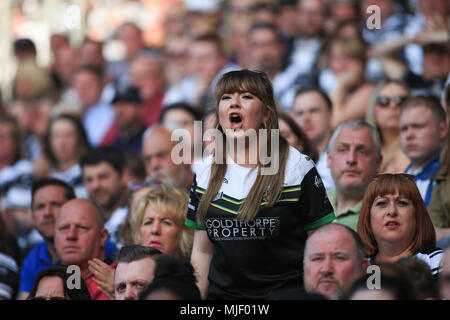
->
[326, 189, 362, 218]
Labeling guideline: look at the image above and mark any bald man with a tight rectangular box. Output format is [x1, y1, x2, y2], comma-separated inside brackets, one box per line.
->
[303, 223, 368, 299]
[142, 125, 193, 189]
[55, 199, 110, 299]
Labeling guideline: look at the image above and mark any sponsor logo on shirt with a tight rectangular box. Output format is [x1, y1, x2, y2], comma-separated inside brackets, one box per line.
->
[314, 175, 323, 188]
[205, 217, 280, 240]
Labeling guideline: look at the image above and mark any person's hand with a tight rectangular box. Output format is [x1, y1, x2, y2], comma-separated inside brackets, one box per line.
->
[335, 66, 362, 91]
[414, 30, 449, 45]
[32, 155, 50, 177]
[88, 258, 115, 300]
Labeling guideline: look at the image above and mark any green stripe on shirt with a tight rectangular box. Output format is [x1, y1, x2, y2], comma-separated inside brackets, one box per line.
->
[185, 218, 206, 230]
[304, 212, 336, 231]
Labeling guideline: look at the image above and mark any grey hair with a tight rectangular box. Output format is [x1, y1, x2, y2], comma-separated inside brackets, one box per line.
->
[327, 119, 382, 161]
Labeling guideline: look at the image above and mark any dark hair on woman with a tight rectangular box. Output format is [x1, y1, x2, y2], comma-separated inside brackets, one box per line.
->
[278, 112, 319, 162]
[44, 113, 90, 169]
[27, 266, 92, 300]
[138, 256, 201, 300]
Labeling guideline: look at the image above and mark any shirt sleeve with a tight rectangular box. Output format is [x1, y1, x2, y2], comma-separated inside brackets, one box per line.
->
[299, 167, 335, 231]
[0, 253, 19, 300]
[185, 175, 206, 230]
[19, 254, 36, 294]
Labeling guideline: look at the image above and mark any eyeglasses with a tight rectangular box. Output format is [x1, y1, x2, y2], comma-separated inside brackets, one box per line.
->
[29, 296, 67, 300]
[376, 96, 408, 107]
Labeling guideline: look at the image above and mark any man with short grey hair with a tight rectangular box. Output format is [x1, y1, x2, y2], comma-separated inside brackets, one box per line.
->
[326, 120, 382, 230]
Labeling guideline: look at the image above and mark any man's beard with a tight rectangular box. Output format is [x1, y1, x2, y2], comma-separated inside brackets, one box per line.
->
[147, 169, 177, 188]
[93, 187, 126, 213]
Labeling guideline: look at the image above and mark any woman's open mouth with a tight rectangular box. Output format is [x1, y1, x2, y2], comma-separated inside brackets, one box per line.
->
[229, 113, 243, 130]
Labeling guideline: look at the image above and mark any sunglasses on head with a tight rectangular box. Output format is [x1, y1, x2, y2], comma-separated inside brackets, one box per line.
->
[376, 96, 408, 107]
[29, 296, 66, 301]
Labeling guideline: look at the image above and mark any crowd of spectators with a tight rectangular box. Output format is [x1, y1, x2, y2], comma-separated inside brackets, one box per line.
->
[0, 0, 449, 301]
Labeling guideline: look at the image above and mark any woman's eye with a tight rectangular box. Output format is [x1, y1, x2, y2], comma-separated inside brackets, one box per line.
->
[397, 200, 410, 206]
[221, 95, 231, 100]
[242, 94, 253, 99]
[375, 201, 386, 207]
[143, 219, 153, 226]
[162, 219, 173, 226]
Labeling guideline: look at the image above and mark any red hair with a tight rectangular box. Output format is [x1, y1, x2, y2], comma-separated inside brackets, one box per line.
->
[357, 174, 436, 256]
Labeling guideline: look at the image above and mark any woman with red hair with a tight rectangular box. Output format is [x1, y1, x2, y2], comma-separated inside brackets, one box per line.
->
[357, 173, 443, 276]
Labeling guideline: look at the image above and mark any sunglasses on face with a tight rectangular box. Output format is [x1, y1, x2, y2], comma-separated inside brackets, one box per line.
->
[376, 96, 408, 107]
[29, 296, 67, 300]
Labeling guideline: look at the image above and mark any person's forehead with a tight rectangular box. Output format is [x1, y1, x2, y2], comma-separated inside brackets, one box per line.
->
[190, 41, 219, 55]
[51, 118, 76, 131]
[164, 109, 194, 122]
[116, 258, 155, 278]
[400, 106, 433, 122]
[144, 205, 174, 220]
[34, 185, 67, 201]
[307, 230, 356, 253]
[144, 130, 173, 151]
[335, 127, 374, 146]
[131, 59, 158, 74]
[36, 276, 64, 292]
[294, 92, 327, 110]
[250, 28, 277, 39]
[58, 203, 97, 225]
[74, 70, 98, 82]
[379, 83, 407, 95]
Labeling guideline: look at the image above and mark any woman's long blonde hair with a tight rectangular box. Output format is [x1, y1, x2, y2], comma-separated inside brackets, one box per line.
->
[131, 184, 193, 261]
[196, 69, 290, 223]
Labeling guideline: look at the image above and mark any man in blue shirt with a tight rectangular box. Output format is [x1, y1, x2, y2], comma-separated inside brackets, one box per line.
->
[18, 178, 117, 299]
